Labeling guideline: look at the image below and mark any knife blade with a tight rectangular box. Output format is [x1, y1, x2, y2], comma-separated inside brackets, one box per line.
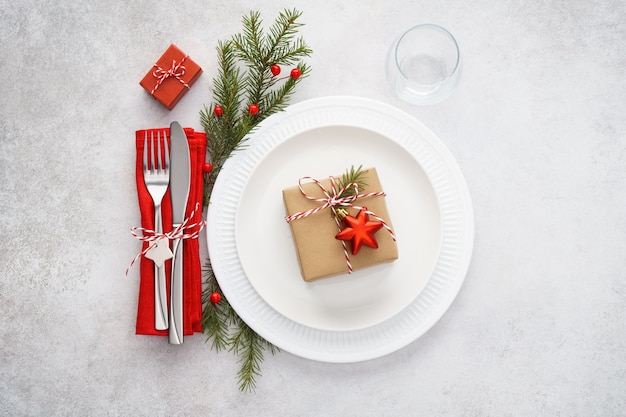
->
[168, 121, 190, 345]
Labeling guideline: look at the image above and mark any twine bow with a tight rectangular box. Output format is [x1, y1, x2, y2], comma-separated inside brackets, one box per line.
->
[285, 176, 396, 273]
[126, 203, 205, 276]
[150, 55, 190, 95]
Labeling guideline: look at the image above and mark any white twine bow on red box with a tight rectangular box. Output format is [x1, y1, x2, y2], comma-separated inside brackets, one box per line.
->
[126, 203, 205, 276]
[150, 55, 190, 95]
[285, 175, 396, 273]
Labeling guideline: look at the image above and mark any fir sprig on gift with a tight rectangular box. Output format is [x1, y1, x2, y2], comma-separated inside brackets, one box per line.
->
[337, 165, 368, 198]
[333, 165, 369, 221]
[200, 8, 311, 392]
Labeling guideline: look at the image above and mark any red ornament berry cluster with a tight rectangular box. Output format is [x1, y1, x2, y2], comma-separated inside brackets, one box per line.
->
[269, 64, 302, 79]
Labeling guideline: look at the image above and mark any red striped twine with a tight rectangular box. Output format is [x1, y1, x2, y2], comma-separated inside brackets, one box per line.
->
[126, 203, 205, 276]
[150, 55, 190, 95]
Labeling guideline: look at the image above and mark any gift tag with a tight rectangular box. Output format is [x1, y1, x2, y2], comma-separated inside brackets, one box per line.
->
[145, 237, 173, 267]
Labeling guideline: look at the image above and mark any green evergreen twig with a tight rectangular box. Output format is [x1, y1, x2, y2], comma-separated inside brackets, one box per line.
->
[337, 165, 369, 198]
[199, 8, 311, 392]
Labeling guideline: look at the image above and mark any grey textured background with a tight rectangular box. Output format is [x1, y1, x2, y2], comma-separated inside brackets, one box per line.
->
[1, 1, 625, 416]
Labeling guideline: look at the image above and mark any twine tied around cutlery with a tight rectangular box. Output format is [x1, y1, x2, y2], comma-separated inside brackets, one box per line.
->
[150, 55, 190, 95]
[284, 176, 396, 273]
[126, 203, 205, 276]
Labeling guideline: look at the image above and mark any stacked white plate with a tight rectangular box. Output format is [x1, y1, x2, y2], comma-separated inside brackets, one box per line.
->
[208, 96, 473, 362]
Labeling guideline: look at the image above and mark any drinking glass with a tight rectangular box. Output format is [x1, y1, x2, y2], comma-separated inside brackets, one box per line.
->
[386, 24, 461, 105]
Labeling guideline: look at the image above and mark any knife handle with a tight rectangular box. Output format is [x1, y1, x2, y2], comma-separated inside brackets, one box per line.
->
[169, 233, 184, 344]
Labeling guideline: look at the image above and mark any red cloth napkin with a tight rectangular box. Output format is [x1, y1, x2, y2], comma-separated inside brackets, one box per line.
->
[134, 127, 206, 336]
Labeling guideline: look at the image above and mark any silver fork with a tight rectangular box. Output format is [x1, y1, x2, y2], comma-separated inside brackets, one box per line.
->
[143, 130, 170, 330]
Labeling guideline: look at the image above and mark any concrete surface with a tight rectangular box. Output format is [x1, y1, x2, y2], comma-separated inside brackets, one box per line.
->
[1, 0, 625, 416]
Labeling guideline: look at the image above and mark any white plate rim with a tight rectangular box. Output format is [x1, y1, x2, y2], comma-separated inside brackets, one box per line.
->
[207, 96, 474, 363]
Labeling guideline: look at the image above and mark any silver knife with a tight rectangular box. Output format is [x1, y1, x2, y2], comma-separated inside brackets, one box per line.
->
[168, 121, 190, 345]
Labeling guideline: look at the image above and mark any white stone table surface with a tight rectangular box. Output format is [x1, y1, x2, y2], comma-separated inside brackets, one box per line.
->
[1, 1, 624, 416]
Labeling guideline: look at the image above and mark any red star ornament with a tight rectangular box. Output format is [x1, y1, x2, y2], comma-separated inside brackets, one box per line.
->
[335, 207, 384, 255]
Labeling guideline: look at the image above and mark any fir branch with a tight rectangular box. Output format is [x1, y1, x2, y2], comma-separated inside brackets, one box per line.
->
[200, 262, 233, 351]
[271, 42, 312, 65]
[337, 165, 369, 198]
[230, 8, 312, 109]
[200, 9, 310, 392]
[266, 8, 305, 58]
[229, 316, 279, 392]
[201, 41, 246, 165]
[258, 62, 311, 117]
[240, 11, 265, 63]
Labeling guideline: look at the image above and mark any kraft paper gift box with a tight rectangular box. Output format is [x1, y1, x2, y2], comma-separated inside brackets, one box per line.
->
[283, 167, 398, 281]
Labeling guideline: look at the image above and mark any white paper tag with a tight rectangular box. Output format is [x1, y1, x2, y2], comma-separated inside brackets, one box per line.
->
[145, 237, 174, 267]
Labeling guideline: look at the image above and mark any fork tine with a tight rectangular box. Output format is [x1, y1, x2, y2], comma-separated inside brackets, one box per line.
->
[157, 131, 163, 173]
[150, 131, 156, 172]
[163, 130, 170, 172]
[143, 131, 148, 172]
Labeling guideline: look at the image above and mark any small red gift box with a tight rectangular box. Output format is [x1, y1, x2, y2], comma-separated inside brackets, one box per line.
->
[139, 44, 202, 110]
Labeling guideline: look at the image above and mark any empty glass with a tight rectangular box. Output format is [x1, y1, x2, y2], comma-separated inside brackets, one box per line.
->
[386, 24, 461, 105]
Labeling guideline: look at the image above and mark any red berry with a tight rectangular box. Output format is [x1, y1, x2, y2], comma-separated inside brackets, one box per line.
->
[290, 68, 302, 79]
[209, 292, 221, 304]
[202, 163, 213, 173]
[213, 105, 223, 117]
[248, 104, 259, 115]
[270, 64, 281, 76]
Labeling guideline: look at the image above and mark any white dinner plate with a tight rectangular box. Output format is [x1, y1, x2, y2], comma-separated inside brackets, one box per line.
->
[208, 96, 473, 362]
[236, 126, 442, 332]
